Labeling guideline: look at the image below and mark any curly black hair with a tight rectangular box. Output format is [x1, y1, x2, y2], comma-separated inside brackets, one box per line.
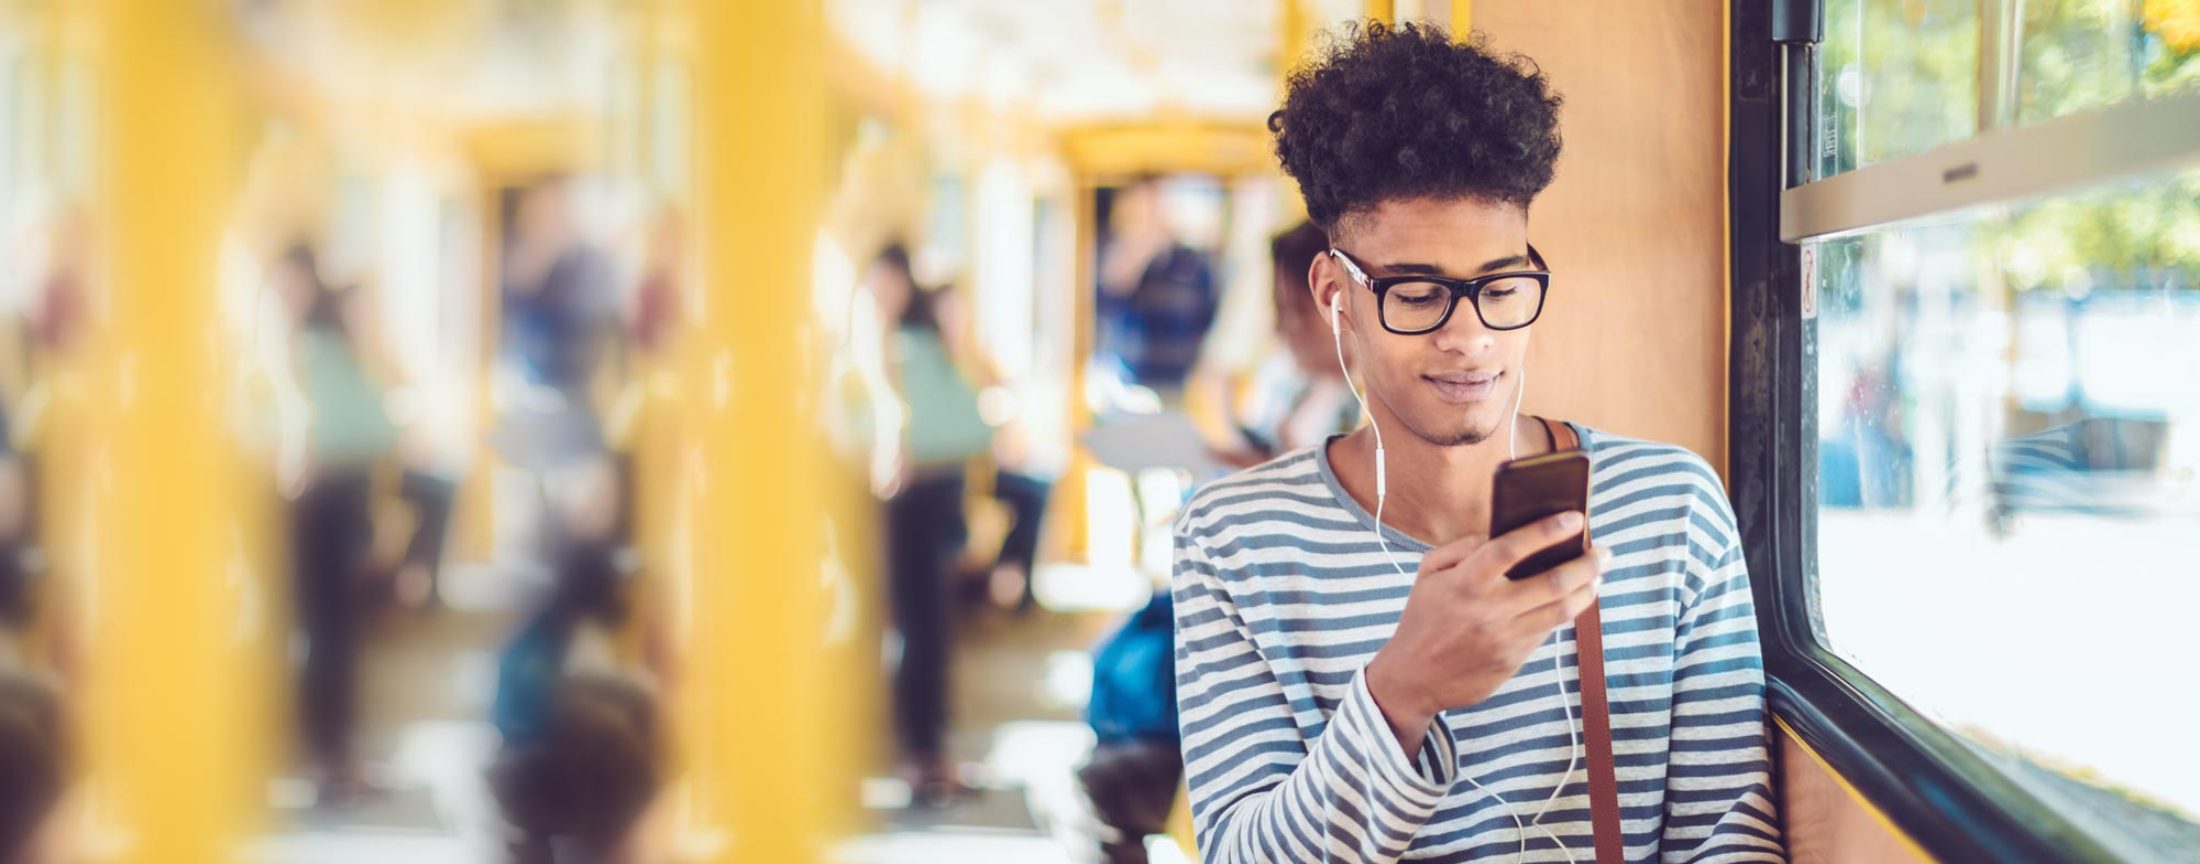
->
[1270, 21, 1564, 236]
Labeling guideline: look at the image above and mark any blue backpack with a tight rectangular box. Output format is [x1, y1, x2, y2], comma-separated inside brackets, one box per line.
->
[492, 612, 572, 748]
[1087, 589, 1179, 745]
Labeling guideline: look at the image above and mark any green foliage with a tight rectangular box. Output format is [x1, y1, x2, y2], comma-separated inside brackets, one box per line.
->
[1819, 0, 1979, 174]
[1821, 0, 2200, 288]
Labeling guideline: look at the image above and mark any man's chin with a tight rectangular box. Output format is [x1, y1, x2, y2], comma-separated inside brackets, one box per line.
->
[1404, 413, 1502, 448]
[1432, 428, 1496, 447]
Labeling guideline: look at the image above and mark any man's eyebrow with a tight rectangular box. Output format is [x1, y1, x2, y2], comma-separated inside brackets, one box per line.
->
[1377, 253, 1532, 277]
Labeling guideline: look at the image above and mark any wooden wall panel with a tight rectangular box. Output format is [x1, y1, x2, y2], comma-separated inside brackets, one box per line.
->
[1471, 1, 1730, 474]
[1780, 725, 1938, 864]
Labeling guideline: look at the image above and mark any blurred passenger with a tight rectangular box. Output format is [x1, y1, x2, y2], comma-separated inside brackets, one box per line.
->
[491, 674, 663, 864]
[0, 403, 34, 667]
[0, 379, 59, 864]
[1076, 589, 1179, 864]
[491, 458, 666, 864]
[488, 194, 676, 862]
[920, 289, 1054, 614]
[503, 177, 618, 400]
[392, 466, 457, 611]
[1215, 221, 1359, 469]
[977, 457, 1051, 614]
[0, 215, 83, 864]
[867, 243, 990, 806]
[276, 243, 397, 807]
[0, 674, 64, 864]
[10, 204, 92, 686]
[1065, 224, 1349, 862]
[1097, 177, 1220, 407]
[498, 177, 619, 477]
[603, 205, 686, 689]
[1095, 178, 1222, 587]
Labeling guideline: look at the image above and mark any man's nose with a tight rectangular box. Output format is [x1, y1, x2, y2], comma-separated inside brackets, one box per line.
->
[1428, 299, 1496, 357]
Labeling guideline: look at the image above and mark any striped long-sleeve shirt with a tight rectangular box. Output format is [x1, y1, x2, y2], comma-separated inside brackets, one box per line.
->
[1172, 425, 1785, 863]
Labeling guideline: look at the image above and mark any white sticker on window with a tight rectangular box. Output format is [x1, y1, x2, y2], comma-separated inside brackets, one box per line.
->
[1799, 245, 1818, 320]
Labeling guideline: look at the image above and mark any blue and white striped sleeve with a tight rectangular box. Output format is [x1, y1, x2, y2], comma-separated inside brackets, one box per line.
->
[1173, 526, 1459, 864]
[1660, 488, 1786, 863]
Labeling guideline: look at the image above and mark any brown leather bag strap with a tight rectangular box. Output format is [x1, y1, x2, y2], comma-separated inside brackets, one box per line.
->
[1541, 416, 1580, 454]
[1541, 417, 1624, 863]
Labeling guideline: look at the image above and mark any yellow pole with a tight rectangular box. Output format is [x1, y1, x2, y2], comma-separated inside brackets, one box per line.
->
[90, 0, 253, 861]
[1280, 0, 1309, 77]
[1366, 0, 1396, 24]
[1063, 184, 1096, 562]
[692, 0, 835, 861]
[1452, 0, 1472, 33]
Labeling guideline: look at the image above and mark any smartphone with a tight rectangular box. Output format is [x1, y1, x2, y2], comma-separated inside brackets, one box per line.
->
[1489, 450, 1592, 580]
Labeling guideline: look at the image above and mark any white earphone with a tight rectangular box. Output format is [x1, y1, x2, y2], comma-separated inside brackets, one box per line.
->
[1330, 293, 1386, 503]
[1326, 251, 1579, 864]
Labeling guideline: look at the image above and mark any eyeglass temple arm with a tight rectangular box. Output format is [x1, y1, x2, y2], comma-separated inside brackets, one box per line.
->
[1327, 248, 1369, 284]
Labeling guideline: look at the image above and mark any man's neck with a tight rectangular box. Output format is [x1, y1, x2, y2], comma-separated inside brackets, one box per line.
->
[1328, 412, 1553, 548]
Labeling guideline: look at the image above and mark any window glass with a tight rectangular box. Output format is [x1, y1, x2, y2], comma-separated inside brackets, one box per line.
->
[1812, 168, 2200, 858]
[1817, 0, 1980, 176]
[2016, 0, 2200, 125]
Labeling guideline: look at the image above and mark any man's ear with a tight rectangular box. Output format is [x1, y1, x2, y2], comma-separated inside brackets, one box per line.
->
[1309, 254, 1345, 335]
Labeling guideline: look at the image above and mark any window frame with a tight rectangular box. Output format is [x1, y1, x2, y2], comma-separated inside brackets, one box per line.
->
[1726, 1, 2195, 861]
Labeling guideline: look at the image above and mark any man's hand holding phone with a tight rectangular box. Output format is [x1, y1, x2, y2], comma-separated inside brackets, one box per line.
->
[1363, 512, 1609, 754]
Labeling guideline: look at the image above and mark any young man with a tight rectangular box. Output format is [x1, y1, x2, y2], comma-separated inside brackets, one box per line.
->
[1171, 23, 1784, 863]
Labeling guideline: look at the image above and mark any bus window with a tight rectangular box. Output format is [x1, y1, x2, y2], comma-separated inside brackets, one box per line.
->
[1815, 0, 1980, 174]
[1735, 0, 2200, 859]
[2012, 0, 2200, 126]
[1811, 169, 2200, 860]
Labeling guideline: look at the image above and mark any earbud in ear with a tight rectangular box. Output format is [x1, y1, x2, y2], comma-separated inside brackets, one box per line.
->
[1329, 296, 1341, 335]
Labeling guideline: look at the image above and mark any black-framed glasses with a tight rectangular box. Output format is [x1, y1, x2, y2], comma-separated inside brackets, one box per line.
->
[1328, 244, 1551, 334]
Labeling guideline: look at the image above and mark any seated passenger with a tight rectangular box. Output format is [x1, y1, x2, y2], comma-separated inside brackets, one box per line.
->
[1173, 23, 1783, 862]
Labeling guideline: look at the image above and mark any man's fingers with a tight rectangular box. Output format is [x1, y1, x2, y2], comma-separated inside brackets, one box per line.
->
[1477, 511, 1586, 574]
[1518, 565, 1603, 634]
[1511, 545, 1607, 604]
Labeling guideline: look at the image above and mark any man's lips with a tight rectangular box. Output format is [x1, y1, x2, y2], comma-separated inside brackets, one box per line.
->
[1424, 370, 1501, 403]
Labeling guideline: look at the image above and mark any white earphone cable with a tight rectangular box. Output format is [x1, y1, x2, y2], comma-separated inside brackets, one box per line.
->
[1515, 364, 1582, 864]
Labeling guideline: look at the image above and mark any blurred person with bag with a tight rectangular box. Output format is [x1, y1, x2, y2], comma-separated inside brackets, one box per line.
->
[866, 242, 992, 807]
[490, 456, 669, 864]
[274, 242, 397, 807]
